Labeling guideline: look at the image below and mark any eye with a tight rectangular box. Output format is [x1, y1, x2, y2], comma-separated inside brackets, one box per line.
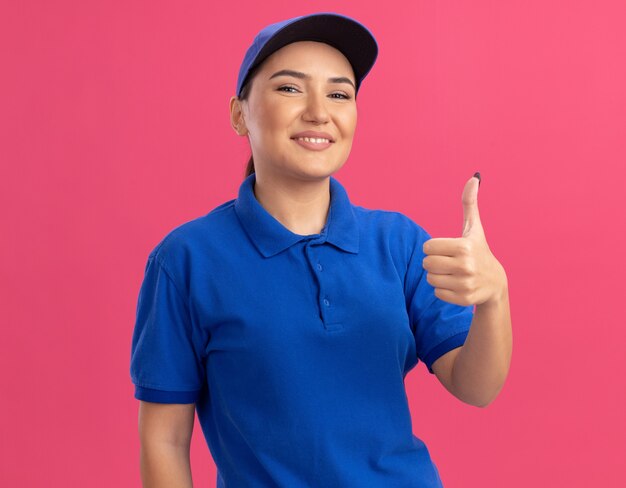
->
[331, 92, 351, 100]
[277, 85, 299, 93]
[277, 85, 352, 100]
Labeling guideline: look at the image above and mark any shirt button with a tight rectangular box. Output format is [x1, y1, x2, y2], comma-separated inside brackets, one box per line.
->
[323, 298, 330, 306]
[317, 263, 323, 271]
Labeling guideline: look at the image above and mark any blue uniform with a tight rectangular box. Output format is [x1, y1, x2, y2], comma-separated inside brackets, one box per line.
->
[130, 172, 474, 487]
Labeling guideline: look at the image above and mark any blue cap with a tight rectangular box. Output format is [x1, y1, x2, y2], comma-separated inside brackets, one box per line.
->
[236, 12, 378, 98]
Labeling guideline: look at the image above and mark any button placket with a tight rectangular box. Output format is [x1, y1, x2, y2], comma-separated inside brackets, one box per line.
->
[304, 240, 333, 328]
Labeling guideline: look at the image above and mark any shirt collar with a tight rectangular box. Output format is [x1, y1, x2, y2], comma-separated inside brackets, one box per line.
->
[234, 172, 359, 258]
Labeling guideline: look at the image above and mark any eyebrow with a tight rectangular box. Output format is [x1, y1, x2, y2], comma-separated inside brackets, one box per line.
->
[268, 69, 356, 90]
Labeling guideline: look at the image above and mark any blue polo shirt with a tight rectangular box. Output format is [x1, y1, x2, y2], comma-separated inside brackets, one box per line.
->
[130, 172, 474, 487]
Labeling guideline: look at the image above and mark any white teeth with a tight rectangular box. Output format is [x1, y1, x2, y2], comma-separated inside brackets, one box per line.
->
[295, 137, 330, 144]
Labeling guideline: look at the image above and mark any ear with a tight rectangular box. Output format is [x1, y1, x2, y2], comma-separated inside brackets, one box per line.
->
[229, 96, 248, 136]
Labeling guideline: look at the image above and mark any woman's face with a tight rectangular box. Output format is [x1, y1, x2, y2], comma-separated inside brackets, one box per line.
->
[234, 41, 358, 182]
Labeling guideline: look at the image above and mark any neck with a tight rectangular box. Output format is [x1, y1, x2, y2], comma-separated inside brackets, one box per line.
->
[253, 171, 331, 236]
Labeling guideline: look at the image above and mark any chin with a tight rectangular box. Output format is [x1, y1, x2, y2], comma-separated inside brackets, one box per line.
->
[302, 163, 346, 179]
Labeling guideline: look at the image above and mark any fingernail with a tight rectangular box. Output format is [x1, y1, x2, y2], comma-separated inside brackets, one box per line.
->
[473, 171, 481, 187]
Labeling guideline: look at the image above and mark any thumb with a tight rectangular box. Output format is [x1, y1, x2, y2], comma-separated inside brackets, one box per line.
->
[462, 172, 483, 237]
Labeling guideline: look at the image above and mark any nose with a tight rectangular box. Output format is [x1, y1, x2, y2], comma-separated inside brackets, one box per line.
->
[302, 89, 330, 124]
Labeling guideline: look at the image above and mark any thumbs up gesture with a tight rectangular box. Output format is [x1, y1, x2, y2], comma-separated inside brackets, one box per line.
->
[422, 173, 507, 307]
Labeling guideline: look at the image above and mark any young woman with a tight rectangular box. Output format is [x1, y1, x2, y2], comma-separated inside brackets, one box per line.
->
[130, 12, 512, 487]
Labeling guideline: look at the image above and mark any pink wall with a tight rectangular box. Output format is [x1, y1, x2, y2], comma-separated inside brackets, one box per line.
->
[2, 1, 625, 486]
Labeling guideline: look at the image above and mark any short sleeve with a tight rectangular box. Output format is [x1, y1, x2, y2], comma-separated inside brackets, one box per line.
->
[130, 254, 206, 403]
[404, 224, 474, 374]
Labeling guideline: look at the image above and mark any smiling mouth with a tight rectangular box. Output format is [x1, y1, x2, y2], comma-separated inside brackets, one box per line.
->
[291, 137, 334, 151]
[291, 136, 333, 144]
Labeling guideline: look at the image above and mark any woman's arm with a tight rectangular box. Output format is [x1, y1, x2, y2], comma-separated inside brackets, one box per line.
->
[138, 401, 196, 488]
[424, 174, 512, 407]
[431, 281, 511, 407]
